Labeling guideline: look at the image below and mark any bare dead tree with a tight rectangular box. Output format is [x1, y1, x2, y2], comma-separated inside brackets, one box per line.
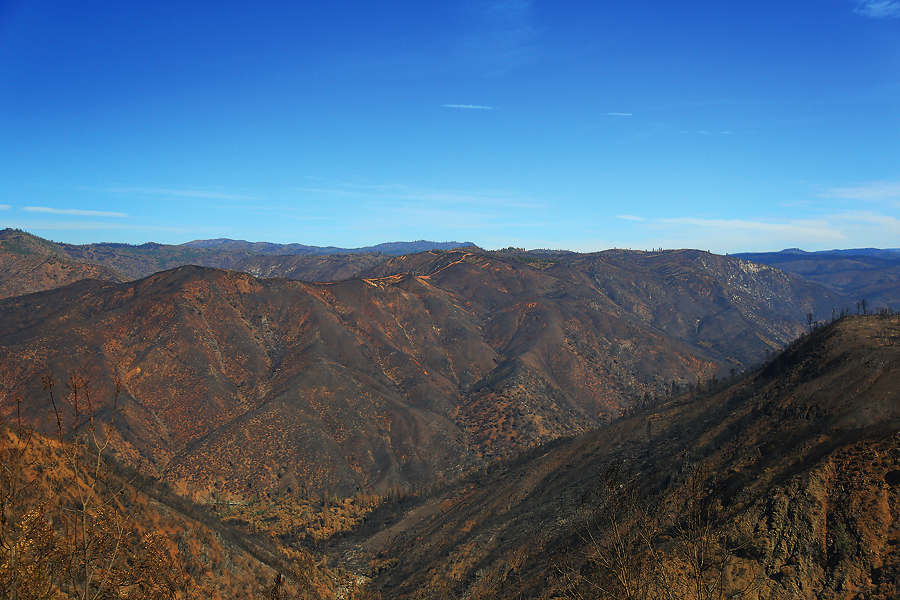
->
[662, 466, 761, 600]
[42, 372, 195, 599]
[0, 400, 57, 600]
[558, 463, 761, 600]
[558, 464, 673, 600]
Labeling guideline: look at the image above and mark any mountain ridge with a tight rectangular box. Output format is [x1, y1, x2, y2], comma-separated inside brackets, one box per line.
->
[2, 228, 899, 597]
[0, 247, 848, 501]
[734, 247, 900, 309]
[0, 228, 476, 288]
[179, 237, 477, 255]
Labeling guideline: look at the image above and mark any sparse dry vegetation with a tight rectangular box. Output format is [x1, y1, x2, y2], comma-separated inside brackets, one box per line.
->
[557, 464, 760, 600]
[0, 374, 364, 599]
[0, 375, 199, 599]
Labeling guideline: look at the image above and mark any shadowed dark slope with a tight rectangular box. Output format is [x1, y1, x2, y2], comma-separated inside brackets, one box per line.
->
[231, 253, 387, 282]
[555, 249, 846, 364]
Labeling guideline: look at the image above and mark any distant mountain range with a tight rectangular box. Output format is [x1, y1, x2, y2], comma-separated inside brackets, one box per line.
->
[5, 227, 900, 309]
[758, 247, 900, 258]
[734, 247, 900, 309]
[180, 237, 476, 255]
[0, 228, 474, 288]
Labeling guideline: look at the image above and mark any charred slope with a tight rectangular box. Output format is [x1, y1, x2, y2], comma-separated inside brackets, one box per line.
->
[367, 248, 848, 366]
[231, 253, 386, 282]
[0, 227, 256, 283]
[0, 229, 130, 298]
[551, 249, 846, 366]
[342, 315, 900, 599]
[0, 420, 331, 599]
[0, 252, 129, 300]
[0, 267, 490, 498]
[0, 249, 848, 500]
[1, 252, 742, 499]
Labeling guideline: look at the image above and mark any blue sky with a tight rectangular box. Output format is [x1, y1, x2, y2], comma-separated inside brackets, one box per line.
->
[1, 1, 898, 253]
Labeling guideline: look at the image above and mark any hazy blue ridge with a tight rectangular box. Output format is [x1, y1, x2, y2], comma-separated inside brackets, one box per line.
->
[178, 239, 477, 256]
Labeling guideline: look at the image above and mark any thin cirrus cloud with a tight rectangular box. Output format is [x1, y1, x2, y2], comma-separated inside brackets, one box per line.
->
[103, 187, 261, 201]
[0, 205, 10, 210]
[646, 212, 900, 252]
[606, 112, 633, 116]
[22, 220, 195, 234]
[615, 214, 644, 221]
[24, 207, 128, 218]
[443, 104, 497, 110]
[855, 0, 900, 18]
[832, 211, 900, 229]
[817, 181, 900, 201]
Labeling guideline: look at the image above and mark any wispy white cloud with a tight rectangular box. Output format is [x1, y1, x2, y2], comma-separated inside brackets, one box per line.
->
[0, 205, 10, 210]
[606, 112, 633, 116]
[289, 180, 543, 241]
[616, 214, 644, 221]
[832, 210, 900, 229]
[643, 210, 900, 253]
[817, 181, 900, 201]
[103, 187, 261, 201]
[24, 207, 128, 217]
[855, 0, 900, 18]
[443, 104, 497, 110]
[288, 181, 547, 247]
[679, 130, 734, 135]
